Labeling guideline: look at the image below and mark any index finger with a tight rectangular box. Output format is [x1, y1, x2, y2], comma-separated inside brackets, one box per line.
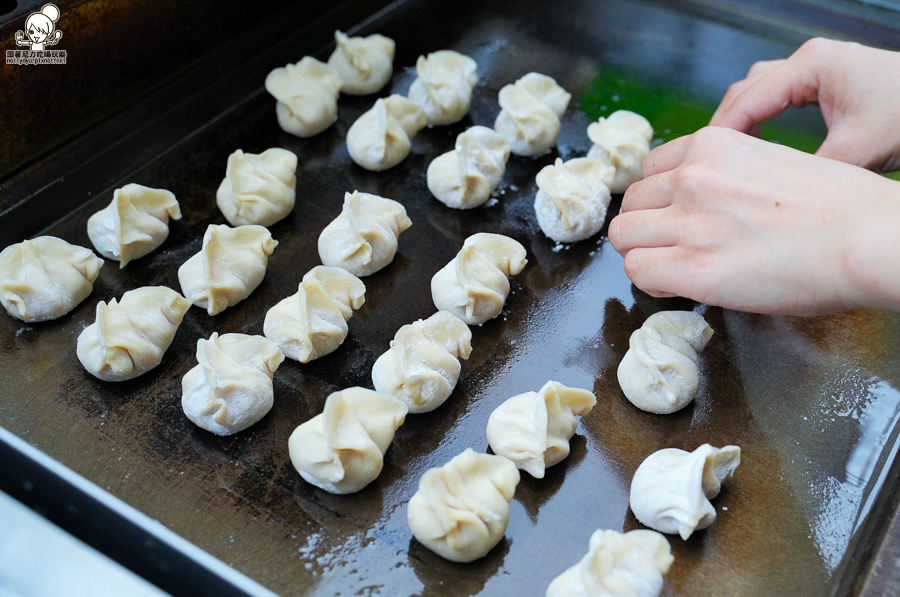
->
[643, 135, 690, 177]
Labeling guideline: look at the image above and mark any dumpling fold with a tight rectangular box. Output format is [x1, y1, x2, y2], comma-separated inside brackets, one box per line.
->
[178, 224, 277, 316]
[630, 443, 741, 540]
[407, 448, 519, 562]
[318, 191, 411, 277]
[587, 110, 654, 193]
[216, 147, 298, 227]
[372, 310, 472, 413]
[0, 236, 103, 322]
[76, 286, 190, 381]
[486, 380, 595, 478]
[263, 266, 365, 362]
[494, 73, 570, 157]
[427, 125, 510, 209]
[534, 157, 615, 243]
[182, 332, 284, 436]
[408, 50, 478, 126]
[289, 387, 407, 494]
[431, 232, 527, 325]
[265, 57, 342, 137]
[327, 30, 395, 95]
[87, 183, 181, 268]
[347, 95, 427, 171]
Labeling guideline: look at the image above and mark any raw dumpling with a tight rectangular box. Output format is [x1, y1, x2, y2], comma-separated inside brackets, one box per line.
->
[427, 126, 510, 209]
[630, 444, 741, 540]
[216, 147, 298, 227]
[265, 56, 342, 137]
[263, 265, 365, 362]
[182, 333, 284, 436]
[87, 183, 181, 268]
[486, 380, 595, 479]
[546, 529, 673, 597]
[408, 448, 519, 562]
[408, 50, 478, 126]
[76, 286, 191, 382]
[347, 95, 427, 171]
[372, 310, 472, 413]
[617, 311, 714, 414]
[178, 224, 278, 316]
[327, 30, 395, 95]
[534, 157, 615, 243]
[587, 110, 654, 193]
[494, 73, 571, 157]
[288, 387, 407, 494]
[317, 191, 411, 277]
[431, 232, 527, 325]
[0, 236, 103, 322]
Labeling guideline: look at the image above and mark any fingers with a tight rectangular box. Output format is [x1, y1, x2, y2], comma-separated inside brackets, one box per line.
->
[608, 207, 681, 256]
[621, 246, 699, 302]
[621, 173, 673, 213]
[710, 57, 820, 133]
[746, 58, 783, 78]
[643, 136, 691, 177]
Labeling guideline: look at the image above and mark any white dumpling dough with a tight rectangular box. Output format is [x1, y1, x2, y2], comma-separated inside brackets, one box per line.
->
[288, 387, 407, 494]
[263, 265, 365, 362]
[347, 95, 427, 171]
[372, 310, 472, 414]
[327, 30, 395, 95]
[177, 224, 278, 316]
[182, 333, 284, 436]
[494, 72, 571, 157]
[408, 50, 478, 126]
[546, 529, 673, 597]
[216, 147, 298, 227]
[76, 286, 191, 382]
[427, 126, 510, 209]
[264, 56, 342, 137]
[617, 311, 714, 414]
[431, 232, 527, 325]
[630, 444, 741, 540]
[587, 110, 654, 193]
[408, 448, 519, 562]
[534, 157, 615, 243]
[486, 380, 595, 479]
[318, 191, 411, 277]
[87, 183, 181, 268]
[0, 236, 103, 322]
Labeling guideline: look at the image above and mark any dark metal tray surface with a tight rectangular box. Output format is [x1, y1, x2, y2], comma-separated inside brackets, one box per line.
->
[2, 0, 900, 595]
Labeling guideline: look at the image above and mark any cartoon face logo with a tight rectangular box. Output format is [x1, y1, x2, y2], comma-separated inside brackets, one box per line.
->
[15, 4, 63, 51]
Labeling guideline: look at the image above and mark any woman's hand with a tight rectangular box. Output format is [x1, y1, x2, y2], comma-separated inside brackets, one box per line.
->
[710, 37, 900, 173]
[608, 127, 900, 315]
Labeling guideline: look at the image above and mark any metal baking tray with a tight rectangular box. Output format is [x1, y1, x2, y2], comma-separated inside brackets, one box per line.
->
[2, 0, 900, 595]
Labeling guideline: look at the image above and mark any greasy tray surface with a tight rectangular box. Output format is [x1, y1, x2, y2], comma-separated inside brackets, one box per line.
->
[3, 0, 900, 595]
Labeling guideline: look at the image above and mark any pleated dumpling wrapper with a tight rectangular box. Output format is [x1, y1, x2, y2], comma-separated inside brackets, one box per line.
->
[216, 148, 298, 227]
[408, 50, 478, 126]
[617, 310, 713, 414]
[486, 380, 595, 479]
[182, 333, 284, 436]
[347, 95, 427, 171]
[431, 232, 527, 325]
[263, 265, 365, 362]
[327, 30, 395, 95]
[0, 236, 103, 322]
[427, 125, 510, 209]
[178, 224, 278, 316]
[76, 286, 191, 382]
[289, 387, 407, 494]
[87, 183, 181, 268]
[265, 56, 342, 138]
[630, 444, 741, 540]
[408, 448, 520, 562]
[494, 73, 571, 157]
[318, 191, 411, 277]
[546, 529, 673, 597]
[372, 310, 472, 414]
[534, 157, 615, 243]
[587, 110, 654, 193]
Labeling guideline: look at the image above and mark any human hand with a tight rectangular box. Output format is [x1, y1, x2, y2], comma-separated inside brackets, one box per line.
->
[710, 38, 900, 173]
[608, 127, 900, 315]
